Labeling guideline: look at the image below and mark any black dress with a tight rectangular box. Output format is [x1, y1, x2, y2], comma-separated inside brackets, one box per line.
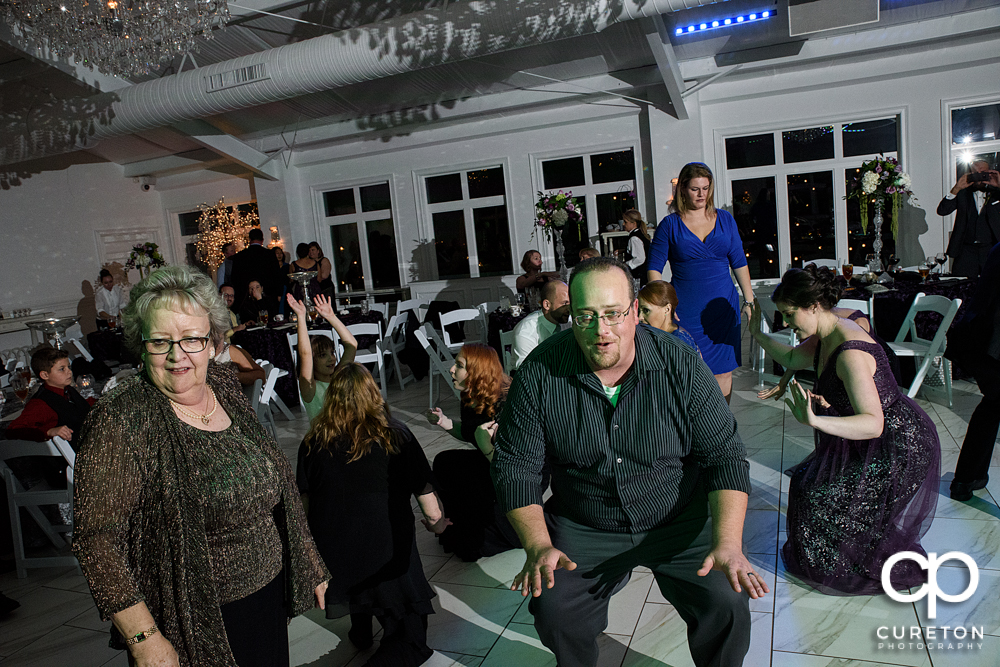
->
[432, 402, 522, 561]
[296, 419, 436, 621]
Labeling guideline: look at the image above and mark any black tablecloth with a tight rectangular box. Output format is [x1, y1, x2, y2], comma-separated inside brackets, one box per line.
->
[232, 311, 385, 407]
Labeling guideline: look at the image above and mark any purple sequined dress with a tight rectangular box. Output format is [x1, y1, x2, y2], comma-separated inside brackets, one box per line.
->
[782, 339, 940, 595]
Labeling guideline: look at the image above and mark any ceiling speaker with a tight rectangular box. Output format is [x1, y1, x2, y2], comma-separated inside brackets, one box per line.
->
[788, 0, 879, 37]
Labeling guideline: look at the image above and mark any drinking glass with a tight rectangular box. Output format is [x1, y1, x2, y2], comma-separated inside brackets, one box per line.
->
[841, 263, 854, 281]
[361, 299, 370, 315]
[11, 372, 31, 404]
[935, 252, 947, 274]
[500, 296, 511, 311]
[925, 257, 939, 279]
[918, 265, 930, 282]
[258, 309, 269, 326]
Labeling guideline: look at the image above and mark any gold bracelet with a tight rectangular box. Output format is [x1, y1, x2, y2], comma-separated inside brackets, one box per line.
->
[126, 626, 159, 645]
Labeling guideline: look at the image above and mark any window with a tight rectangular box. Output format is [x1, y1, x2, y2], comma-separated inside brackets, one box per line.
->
[721, 117, 900, 277]
[538, 148, 638, 269]
[321, 182, 400, 293]
[949, 101, 1000, 184]
[420, 166, 514, 280]
[176, 202, 258, 276]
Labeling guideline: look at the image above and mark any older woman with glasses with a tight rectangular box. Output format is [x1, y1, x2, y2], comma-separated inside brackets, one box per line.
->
[72, 265, 329, 667]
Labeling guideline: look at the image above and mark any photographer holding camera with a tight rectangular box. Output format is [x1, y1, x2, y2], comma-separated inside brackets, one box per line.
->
[939, 159, 1000, 277]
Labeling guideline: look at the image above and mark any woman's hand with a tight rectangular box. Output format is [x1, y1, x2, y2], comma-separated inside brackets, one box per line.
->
[742, 297, 755, 323]
[425, 408, 453, 431]
[314, 294, 335, 321]
[129, 633, 180, 667]
[286, 294, 307, 317]
[747, 299, 762, 336]
[784, 380, 816, 426]
[314, 581, 328, 610]
[421, 515, 452, 535]
[757, 383, 787, 401]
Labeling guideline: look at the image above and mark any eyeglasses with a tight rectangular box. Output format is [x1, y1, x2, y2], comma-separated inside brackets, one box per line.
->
[572, 305, 632, 329]
[142, 335, 211, 355]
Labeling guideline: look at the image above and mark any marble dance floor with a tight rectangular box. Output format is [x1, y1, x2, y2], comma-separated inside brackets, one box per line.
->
[2, 352, 999, 666]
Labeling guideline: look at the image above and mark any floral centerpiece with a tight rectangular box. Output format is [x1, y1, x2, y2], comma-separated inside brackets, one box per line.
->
[534, 190, 583, 242]
[125, 242, 166, 279]
[844, 154, 917, 240]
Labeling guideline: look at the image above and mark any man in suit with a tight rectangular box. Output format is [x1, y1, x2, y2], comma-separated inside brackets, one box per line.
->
[938, 159, 1000, 277]
[229, 228, 284, 308]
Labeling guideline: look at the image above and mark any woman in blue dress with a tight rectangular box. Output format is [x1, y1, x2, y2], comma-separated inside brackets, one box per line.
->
[647, 163, 755, 402]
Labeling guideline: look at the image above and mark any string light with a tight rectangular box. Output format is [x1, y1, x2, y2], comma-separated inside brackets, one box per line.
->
[675, 9, 772, 36]
[194, 198, 260, 271]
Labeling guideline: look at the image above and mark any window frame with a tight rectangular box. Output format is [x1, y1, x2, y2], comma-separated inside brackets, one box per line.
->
[528, 142, 645, 268]
[412, 158, 516, 280]
[714, 108, 908, 273]
[310, 176, 401, 294]
[941, 95, 1000, 246]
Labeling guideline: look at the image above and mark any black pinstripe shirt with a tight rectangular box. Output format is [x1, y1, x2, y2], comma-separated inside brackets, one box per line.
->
[491, 324, 750, 533]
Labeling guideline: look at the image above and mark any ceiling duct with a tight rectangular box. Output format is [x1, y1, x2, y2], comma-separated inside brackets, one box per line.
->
[1, 0, 717, 166]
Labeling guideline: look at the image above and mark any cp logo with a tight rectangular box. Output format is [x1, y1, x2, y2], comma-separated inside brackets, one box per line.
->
[882, 551, 979, 618]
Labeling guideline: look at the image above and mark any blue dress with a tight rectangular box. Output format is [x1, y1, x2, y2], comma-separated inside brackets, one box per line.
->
[647, 210, 746, 375]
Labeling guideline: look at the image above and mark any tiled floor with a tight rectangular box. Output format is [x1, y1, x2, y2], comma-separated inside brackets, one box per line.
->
[2, 354, 998, 666]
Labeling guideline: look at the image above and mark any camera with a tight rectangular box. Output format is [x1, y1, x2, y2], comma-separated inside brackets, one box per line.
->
[136, 176, 156, 191]
[967, 172, 990, 183]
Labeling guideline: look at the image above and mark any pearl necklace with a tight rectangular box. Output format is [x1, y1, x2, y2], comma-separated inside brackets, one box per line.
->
[170, 388, 218, 425]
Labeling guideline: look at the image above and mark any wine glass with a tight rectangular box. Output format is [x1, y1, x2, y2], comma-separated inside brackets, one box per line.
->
[935, 252, 947, 275]
[925, 257, 939, 279]
[258, 309, 269, 327]
[11, 371, 31, 404]
[841, 262, 854, 281]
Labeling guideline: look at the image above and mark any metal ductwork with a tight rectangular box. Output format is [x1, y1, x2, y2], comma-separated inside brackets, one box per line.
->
[1, 0, 714, 166]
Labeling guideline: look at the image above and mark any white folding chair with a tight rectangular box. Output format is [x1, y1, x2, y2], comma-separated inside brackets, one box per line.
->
[837, 297, 876, 333]
[810, 259, 838, 270]
[755, 295, 798, 387]
[438, 308, 483, 351]
[347, 322, 388, 398]
[1, 437, 78, 578]
[499, 329, 516, 374]
[287, 329, 337, 367]
[395, 298, 425, 320]
[383, 313, 415, 391]
[255, 359, 294, 420]
[66, 336, 94, 362]
[887, 293, 962, 406]
[414, 325, 460, 409]
[251, 366, 282, 441]
[368, 302, 389, 318]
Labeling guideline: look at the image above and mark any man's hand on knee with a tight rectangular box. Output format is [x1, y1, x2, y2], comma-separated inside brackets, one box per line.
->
[512, 546, 577, 597]
[697, 545, 770, 600]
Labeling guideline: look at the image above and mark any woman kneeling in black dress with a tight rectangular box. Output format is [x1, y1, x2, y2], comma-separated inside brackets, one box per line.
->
[297, 363, 449, 666]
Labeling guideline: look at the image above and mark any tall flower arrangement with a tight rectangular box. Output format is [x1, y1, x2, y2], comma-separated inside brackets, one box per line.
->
[533, 190, 583, 242]
[124, 242, 166, 279]
[844, 155, 916, 239]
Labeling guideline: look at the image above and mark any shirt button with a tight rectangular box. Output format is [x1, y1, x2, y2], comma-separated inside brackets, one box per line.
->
[612, 424, 619, 430]
[616, 457, 623, 464]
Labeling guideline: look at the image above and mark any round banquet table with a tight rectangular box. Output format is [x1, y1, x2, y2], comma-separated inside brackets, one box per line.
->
[232, 311, 385, 408]
[487, 309, 531, 360]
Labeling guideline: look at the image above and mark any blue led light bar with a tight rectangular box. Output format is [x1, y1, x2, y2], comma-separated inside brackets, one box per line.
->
[675, 9, 773, 36]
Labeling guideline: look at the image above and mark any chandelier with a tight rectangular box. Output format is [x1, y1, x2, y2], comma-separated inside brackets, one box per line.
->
[2, 0, 229, 78]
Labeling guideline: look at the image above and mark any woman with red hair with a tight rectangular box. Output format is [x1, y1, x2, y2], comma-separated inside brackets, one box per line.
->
[426, 343, 520, 561]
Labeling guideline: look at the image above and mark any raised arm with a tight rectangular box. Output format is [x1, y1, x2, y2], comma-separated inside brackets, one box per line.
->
[286, 294, 317, 403]
[313, 295, 357, 366]
[748, 301, 819, 371]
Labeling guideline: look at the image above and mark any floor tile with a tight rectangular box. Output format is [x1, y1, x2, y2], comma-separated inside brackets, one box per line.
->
[913, 566, 1000, 636]
[917, 632, 1000, 666]
[920, 517, 1000, 570]
[427, 583, 525, 656]
[622, 605, 770, 667]
[2, 625, 120, 667]
[0, 586, 96, 656]
[744, 509, 780, 555]
[771, 652, 930, 666]
[772, 583, 929, 666]
[430, 549, 525, 590]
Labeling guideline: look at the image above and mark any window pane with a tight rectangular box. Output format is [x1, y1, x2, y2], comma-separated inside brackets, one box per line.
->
[731, 177, 779, 279]
[845, 170, 895, 270]
[323, 189, 356, 217]
[365, 218, 400, 288]
[595, 190, 636, 231]
[782, 126, 834, 163]
[842, 118, 897, 157]
[330, 224, 364, 292]
[360, 183, 391, 212]
[179, 211, 202, 237]
[426, 173, 463, 204]
[552, 199, 590, 271]
[957, 151, 1000, 180]
[432, 210, 470, 279]
[725, 134, 776, 169]
[184, 242, 211, 276]
[952, 103, 1000, 144]
[542, 157, 586, 190]
[787, 171, 835, 268]
[467, 167, 506, 199]
[472, 206, 513, 276]
[590, 149, 635, 185]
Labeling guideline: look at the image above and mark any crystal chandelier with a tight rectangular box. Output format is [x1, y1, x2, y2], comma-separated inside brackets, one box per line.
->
[2, 0, 229, 78]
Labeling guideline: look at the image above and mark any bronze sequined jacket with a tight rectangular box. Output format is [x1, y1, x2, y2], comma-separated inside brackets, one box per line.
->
[72, 363, 329, 666]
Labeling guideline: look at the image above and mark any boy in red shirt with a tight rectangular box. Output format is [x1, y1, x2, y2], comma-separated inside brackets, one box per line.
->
[7, 347, 94, 446]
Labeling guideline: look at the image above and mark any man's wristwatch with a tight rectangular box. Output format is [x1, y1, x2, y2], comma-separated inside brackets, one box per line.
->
[126, 626, 159, 645]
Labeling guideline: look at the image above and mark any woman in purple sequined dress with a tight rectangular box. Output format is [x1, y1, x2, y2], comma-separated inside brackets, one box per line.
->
[750, 266, 939, 595]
